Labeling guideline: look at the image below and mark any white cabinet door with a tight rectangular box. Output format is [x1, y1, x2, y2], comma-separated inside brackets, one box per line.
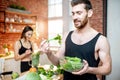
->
[4, 58, 20, 73]
[0, 58, 5, 73]
[3, 58, 20, 79]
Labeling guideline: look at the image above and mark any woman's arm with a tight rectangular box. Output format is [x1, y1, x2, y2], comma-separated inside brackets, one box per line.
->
[14, 41, 30, 61]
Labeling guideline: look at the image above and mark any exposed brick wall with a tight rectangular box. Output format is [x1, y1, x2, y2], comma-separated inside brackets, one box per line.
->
[91, 0, 103, 33]
[0, 0, 48, 53]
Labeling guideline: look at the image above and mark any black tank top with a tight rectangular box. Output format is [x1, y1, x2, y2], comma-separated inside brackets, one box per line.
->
[64, 31, 101, 80]
[19, 40, 33, 55]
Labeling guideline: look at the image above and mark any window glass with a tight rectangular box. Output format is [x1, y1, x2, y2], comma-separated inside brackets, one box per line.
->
[48, 0, 62, 17]
[48, 0, 73, 46]
[55, 0, 62, 4]
[55, 4, 62, 17]
[48, 20, 63, 46]
[48, 0, 62, 5]
[48, 0, 55, 5]
[48, 5, 55, 17]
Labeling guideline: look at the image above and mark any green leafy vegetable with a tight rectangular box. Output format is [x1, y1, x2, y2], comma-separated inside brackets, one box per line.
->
[54, 65, 64, 75]
[37, 65, 63, 79]
[32, 52, 40, 67]
[47, 34, 62, 45]
[25, 72, 41, 80]
[37, 66, 54, 79]
[37, 67, 46, 75]
[9, 4, 26, 10]
[60, 56, 83, 72]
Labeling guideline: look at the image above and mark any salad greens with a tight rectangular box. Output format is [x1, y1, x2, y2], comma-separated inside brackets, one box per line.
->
[60, 56, 83, 72]
[32, 52, 40, 67]
[47, 34, 62, 45]
[37, 65, 63, 79]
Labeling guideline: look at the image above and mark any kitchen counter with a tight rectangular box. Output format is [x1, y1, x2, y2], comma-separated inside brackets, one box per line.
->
[0, 52, 20, 80]
[16, 73, 63, 80]
[0, 51, 14, 60]
[15, 65, 63, 80]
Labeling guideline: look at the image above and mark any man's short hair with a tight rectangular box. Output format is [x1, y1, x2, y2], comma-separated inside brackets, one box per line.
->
[71, 0, 92, 10]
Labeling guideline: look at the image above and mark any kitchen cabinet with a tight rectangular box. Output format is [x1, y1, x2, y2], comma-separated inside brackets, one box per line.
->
[3, 58, 20, 79]
[0, 9, 37, 33]
[4, 58, 20, 73]
[0, 53, 20, 73]
[0, 53, 20, 80]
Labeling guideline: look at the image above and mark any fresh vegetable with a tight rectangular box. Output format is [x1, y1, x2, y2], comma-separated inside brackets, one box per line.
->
[29, 67, 37, 72]
[32, 51, 40, 67]
[37, 65, 63, 79]
[37, 67, 46, 75]
[60, 56, 83, 72]
[47, 34, 62, 45]
[9, 4, 26, 10]
[11, 72, 19, 79]
[37, 66, 54, 79]
[54, 65, 64, 75]
[25, 72, 41, 80]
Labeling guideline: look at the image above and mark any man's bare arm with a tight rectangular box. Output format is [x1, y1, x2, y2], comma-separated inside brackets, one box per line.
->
[88, 36, 112, 75]
[40, 32, 69, 66]
[72, 36, 112, 75]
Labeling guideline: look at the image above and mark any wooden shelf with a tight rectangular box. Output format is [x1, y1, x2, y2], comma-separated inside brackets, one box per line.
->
[0, 9, 37, 33]
[5, 22, 36, 25]
[5, 32, 21, 34]
[5, 10, 36, 17]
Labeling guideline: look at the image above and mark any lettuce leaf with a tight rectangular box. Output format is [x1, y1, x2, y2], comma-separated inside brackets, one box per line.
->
[60, 56, 83, 72]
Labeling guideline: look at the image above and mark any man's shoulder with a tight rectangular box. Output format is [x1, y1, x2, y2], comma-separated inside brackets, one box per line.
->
[99, 34, 107, 40]
[97, 34, 109, 45]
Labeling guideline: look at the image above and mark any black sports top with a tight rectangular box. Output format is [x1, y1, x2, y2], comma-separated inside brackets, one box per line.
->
[63, 31, 101, 80]
[19, 40, 33, 55]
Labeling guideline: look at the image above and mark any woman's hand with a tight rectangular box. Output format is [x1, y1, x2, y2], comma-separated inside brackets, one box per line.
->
[25, 49, 32, 55]
[72, 60, 89, 75]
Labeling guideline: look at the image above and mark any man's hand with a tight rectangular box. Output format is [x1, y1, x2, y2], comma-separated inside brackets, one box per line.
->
[39, 39, 50, 53]
[72, 60, 89, 75]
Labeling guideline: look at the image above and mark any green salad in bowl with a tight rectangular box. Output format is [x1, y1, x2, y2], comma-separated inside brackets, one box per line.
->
[59, 56, 84, 72]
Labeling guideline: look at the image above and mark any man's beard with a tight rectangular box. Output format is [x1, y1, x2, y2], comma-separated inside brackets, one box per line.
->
[74, 17, 88, 29]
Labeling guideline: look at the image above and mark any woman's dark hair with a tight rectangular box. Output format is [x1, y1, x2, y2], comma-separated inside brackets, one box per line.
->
[21, 26, 33, 39]
[71, 0, 92, 10]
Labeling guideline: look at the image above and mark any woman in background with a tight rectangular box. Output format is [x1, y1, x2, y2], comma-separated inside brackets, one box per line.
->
[14, 26, 34, 73]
